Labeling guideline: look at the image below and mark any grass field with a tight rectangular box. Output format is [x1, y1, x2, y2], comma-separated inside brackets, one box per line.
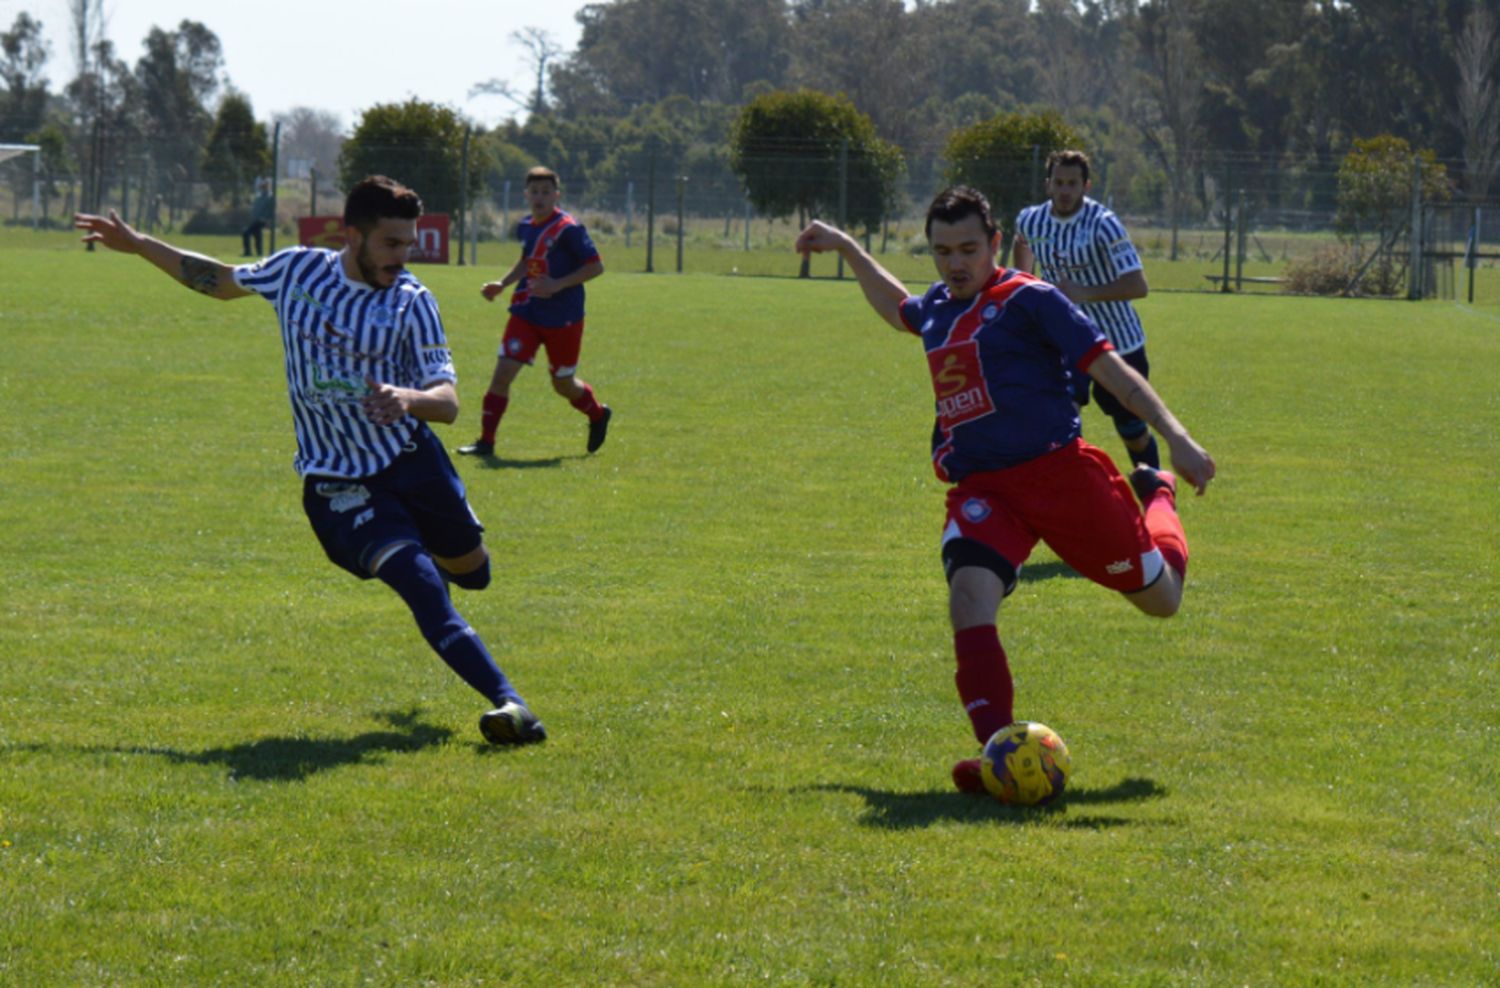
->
[2, 229, 1498, 986]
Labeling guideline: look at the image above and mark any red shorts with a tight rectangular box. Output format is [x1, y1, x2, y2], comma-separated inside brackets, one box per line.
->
[500, 314, 585, 376]
[943, 439, 1163, 593]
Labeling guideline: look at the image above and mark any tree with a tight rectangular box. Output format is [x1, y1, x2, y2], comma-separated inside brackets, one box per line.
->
[1453, 2, 1500, 201]
[338, 99, 484, 217]
[133, 21, 225, 215]
[202, 90, 270, 205]
[276, 106, 344, 179]
[787, 0, 927, 150]
[549, 0, 790, 115]
[471, 27, 563, 118]
[944, 110, 1085, 247]
[730, 88, 904, 235]
[1125, 0, 1206, 260]
[1335, 135, 1450, 295]
[1, 12, 51, 142]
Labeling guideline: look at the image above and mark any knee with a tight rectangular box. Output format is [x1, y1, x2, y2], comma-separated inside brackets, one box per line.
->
[445, 556, 491, 591]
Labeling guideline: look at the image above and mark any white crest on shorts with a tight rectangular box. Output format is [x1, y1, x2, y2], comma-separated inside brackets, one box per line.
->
[1106, 559, 1135, 575]
[316, 483, 372, 514]
[961, 497, 991, 522]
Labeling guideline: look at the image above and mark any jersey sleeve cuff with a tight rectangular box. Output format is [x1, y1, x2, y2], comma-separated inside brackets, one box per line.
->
[1077, 339, 1114, 371]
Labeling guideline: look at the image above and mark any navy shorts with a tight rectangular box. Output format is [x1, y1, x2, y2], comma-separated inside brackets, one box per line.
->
[302, 424, 485, 580]
[1091, 346, 1151, 435]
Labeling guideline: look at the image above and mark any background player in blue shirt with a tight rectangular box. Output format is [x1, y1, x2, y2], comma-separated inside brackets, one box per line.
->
[796, 186, 1215, 797]
[459, 166, 611, 458]
[73, 176, 547, 747]
[1013, 150, 1161, 471]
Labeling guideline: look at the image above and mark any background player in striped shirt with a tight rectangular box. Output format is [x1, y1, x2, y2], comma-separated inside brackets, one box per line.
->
[73, 176, 547, 747]
[1013, 150, 1161, 471]
[796, 186, 1215, 795]
[458, 166, 611, 458]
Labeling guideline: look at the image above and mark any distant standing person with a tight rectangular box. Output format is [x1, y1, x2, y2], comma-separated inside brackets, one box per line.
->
[1013, 150, 1159, 470]
[242, 177, 274, 257]
[74, 175, 548, 746]
[458, 166, 611, 458]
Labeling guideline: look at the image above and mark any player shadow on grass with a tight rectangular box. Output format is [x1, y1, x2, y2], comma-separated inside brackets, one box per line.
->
[472, 453, 589, 470]
[802, 777, 1165, 830]
[107, 708, 453, 783]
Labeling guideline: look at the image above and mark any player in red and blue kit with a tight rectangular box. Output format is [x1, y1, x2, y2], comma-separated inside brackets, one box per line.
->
[796, 186, 1216, 798]
[459, 166, 611, 457]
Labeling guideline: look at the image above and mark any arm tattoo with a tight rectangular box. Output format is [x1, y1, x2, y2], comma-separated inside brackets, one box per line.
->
[180, 256, 220, 295]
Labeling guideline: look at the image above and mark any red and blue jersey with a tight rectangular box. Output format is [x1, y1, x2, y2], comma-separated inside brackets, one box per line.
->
[898, 268, 1112, 483]
[509, 209, 600, 327]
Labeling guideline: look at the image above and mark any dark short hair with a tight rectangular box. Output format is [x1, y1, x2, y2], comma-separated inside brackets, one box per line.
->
[925, 185, 998, 240]
[1045, 149, 1091, 183]
[525, 166, 560, 189]
[343, 175, 422, 233]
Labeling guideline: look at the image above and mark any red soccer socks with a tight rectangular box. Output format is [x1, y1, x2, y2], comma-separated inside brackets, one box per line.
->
[479, 392, 509, 444]
[570, 381, 606, 422]
[953, 624, 1014, 746]
[1142, 474, 1188, 579]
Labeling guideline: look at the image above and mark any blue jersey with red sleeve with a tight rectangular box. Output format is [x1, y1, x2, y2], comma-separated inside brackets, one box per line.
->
[508, 209, 601, 327]
[898, 268, 1112, 482]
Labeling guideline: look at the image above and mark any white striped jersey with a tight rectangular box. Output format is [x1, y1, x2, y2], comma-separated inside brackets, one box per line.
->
[1014, 197, 1146, 354]
[233, 247, 457, 479]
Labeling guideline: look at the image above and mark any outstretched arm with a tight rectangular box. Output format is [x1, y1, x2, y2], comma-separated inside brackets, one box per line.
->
[1086, 350, 1216, 494]
[362, 379, 459, 427]
[74, 210, 251, 300]
[795, 220, 910, 332]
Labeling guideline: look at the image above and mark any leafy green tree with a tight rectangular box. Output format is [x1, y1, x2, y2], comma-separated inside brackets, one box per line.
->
[133, 20, 223, 196]
[549, 0, 790, 116]
[730, 88, 904, 231]
[1, 11, 51, 142]
[944, 110, 1084, 236]
[202, 90, 270, 206]
[1335, 134, 1450, 295]
[338, 99, 485, 216]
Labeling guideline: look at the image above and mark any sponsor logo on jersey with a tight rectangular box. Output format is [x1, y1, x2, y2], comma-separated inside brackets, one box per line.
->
[927, 340, 996, 429]
[305, 365, 369, 406]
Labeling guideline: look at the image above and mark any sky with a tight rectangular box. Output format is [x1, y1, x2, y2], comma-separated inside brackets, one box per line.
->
[15, 0, 591, 130]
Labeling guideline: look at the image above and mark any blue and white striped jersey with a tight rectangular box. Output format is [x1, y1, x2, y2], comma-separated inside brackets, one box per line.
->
[1014, 197, 1145, 354]
[233, 247, 457, 479]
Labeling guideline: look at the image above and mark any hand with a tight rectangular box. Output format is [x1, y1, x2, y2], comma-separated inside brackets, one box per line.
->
[361, 377, 412, 426]
[795, 220, 851, 257]
[527, 275, 561, 298]
[1053, 275, 1086, 303]
[75, 210, 144, 254]
[1166, 435, 1217, 495]
[480, 281, 506, 302]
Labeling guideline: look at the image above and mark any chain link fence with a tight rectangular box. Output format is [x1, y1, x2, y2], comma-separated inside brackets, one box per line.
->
[6, 134, 1498, 299]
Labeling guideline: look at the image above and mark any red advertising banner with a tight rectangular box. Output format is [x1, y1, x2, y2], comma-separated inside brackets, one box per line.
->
[296, 213, 450, 264]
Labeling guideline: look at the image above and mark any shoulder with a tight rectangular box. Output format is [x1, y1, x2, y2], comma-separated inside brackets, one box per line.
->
[1016, 203, 1046, 226]
[1087, 200, 1129, 233]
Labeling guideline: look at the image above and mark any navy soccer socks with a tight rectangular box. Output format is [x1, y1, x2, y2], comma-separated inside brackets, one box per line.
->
[376, 544, 521, 707]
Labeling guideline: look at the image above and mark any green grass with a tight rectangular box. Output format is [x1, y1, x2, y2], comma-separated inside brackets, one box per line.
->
[1, 233, 1498, 986]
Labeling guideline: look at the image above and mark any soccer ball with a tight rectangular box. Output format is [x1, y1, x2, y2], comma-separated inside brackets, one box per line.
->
[980, 721, 1072, 806]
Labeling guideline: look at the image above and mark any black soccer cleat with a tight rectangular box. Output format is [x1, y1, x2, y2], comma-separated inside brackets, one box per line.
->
[587, 406, 612, 453]
[479, 701, 548, 745]
[457, 439, 495, 457]
[1129, 465, 1178, 506]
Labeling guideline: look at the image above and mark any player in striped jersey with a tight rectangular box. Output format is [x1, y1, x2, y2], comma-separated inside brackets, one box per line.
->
[796, 186, 1214, 797]
[1013, 150, 1161, 471]
[458, 166, 611, 458]
[73, 176, 547, 746]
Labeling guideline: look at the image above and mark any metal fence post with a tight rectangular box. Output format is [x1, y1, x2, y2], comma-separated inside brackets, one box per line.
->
[269, 121, 280, 253]
[676, 174, 686, 273]
[1407, 156, 1423, 300]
